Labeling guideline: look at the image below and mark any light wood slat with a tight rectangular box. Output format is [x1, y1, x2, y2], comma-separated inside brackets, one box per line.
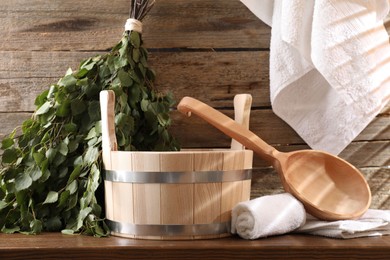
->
[143, 0, 268, 49]
[0, 113, 388, 168]
[0, 51, 99, 79]
[2, 50, 389, 112]
[170, 111, 390, 147]
[151, 51, 269, 107]
[1, 109, 388, 149]
[2, 0, 388, 51]
[250, 167, 390, 210]
[0, 0, 268, 51]
[0, 50, 269, 111]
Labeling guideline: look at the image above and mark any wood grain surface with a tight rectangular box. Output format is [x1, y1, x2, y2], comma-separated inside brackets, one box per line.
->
[0, 0, 389, 213]
[0, 233, 390, 260]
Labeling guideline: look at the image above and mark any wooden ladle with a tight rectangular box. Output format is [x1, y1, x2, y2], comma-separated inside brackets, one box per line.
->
[177, 97, 371, 220]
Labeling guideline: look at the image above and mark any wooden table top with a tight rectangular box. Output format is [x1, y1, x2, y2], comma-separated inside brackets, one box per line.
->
[1, 233, 390, 259]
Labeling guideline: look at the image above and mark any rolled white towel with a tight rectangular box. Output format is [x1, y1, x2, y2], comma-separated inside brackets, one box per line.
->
[231, 193, 306, 239]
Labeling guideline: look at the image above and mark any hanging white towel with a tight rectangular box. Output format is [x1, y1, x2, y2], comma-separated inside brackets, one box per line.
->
[241, 0, 390, 155]
[231, 193, 306, 239]
[297, 209, 390, 239]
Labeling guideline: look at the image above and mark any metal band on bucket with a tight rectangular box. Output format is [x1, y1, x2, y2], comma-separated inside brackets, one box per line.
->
[103, 169, 252, 183]
[106, 219, 230, 236]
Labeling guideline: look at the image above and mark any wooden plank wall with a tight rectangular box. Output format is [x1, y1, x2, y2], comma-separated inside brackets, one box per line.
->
[1, 0, 389, 208]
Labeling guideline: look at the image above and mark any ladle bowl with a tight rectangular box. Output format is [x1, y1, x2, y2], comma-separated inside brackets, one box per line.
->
[177, 97, 371, 220]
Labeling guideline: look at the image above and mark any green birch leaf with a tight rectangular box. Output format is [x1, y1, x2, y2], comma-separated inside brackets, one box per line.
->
[130, 32, 141, 48]
[56, 100, 71, 117]
[15, 173, 32, 191]
[0, 201, 8, 210]
[87, 137, 98, 146]
[65, 68, 73, 76]
[40, 169, 51, 183]
[2, 148, 18, 164]
[54, 91, 66, 106]
[15, 189, 27, 205]
[58, 142, 68, 156]
[116, 130, 126, 146]
[58, 190, 70, 208]
[114, 55, 128, 69]
[68, 139, 79, 153]
[83, 82, 100, 98]
[88, 101, 101, 121]
[76, 207, 92, 230]
[85, 127, 96, 140]
[73, 156, 83, 166]
[1, 138, 14, 150]
[30, 219, 43, 234]
[157, 113, 170, 127]
[66, 180, 78, 195]
[34, 89, 49, 107]
[46, 148, 57, 163]
[84, 147, 99, 165]
[40, 159, 49, 176]
[60, 75, 77, 91]
[118, 69, 133, 87]
[132, 49, 140, 62]
[1, 226, 20, 234]
[33, 152, 45, 165]
[58, 167, 68, 179]
[67, 193, 78, 211]
[35, 101, 51, 115]
[68, 165, 82, 184]
[138, 63, 146, 77]
[94, 121, 102, 135]
[64, 122, 78, 133]
[29, 165, 42, 181]
[140, 99, 149, 111]
[71, 99, 87, 116]
[76, 68, 89, 78]
[43, 191, 59, 204]
[146, 68, 156, 81]
[53, 154, 66, 167]
[99, 63, 110, 79]
[80, 58, 93, 70]
[61, 229, 75, 235]
[119, 37, 128, 57]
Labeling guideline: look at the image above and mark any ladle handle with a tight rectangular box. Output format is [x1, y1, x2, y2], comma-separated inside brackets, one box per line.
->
[177, 97, 278, 163]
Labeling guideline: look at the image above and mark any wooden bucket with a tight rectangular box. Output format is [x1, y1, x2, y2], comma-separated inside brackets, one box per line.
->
[100, 90, 253, 240]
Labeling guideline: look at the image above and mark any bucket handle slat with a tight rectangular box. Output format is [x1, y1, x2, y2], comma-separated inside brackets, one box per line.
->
[231, 94, 252, 150]
[100, 90, 118, 167]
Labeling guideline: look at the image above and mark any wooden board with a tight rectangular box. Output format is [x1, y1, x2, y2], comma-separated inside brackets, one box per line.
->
[0, 112, 388, 168]
[0, 0, 268, 51]
[0, 51, 269, 111]
[1, 233, 390, 260]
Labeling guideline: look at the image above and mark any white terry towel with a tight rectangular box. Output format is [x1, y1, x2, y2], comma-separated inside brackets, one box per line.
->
[231, 193, 306, 239]
[297, 209, 390, 239]
[241, 0, 390, 155]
